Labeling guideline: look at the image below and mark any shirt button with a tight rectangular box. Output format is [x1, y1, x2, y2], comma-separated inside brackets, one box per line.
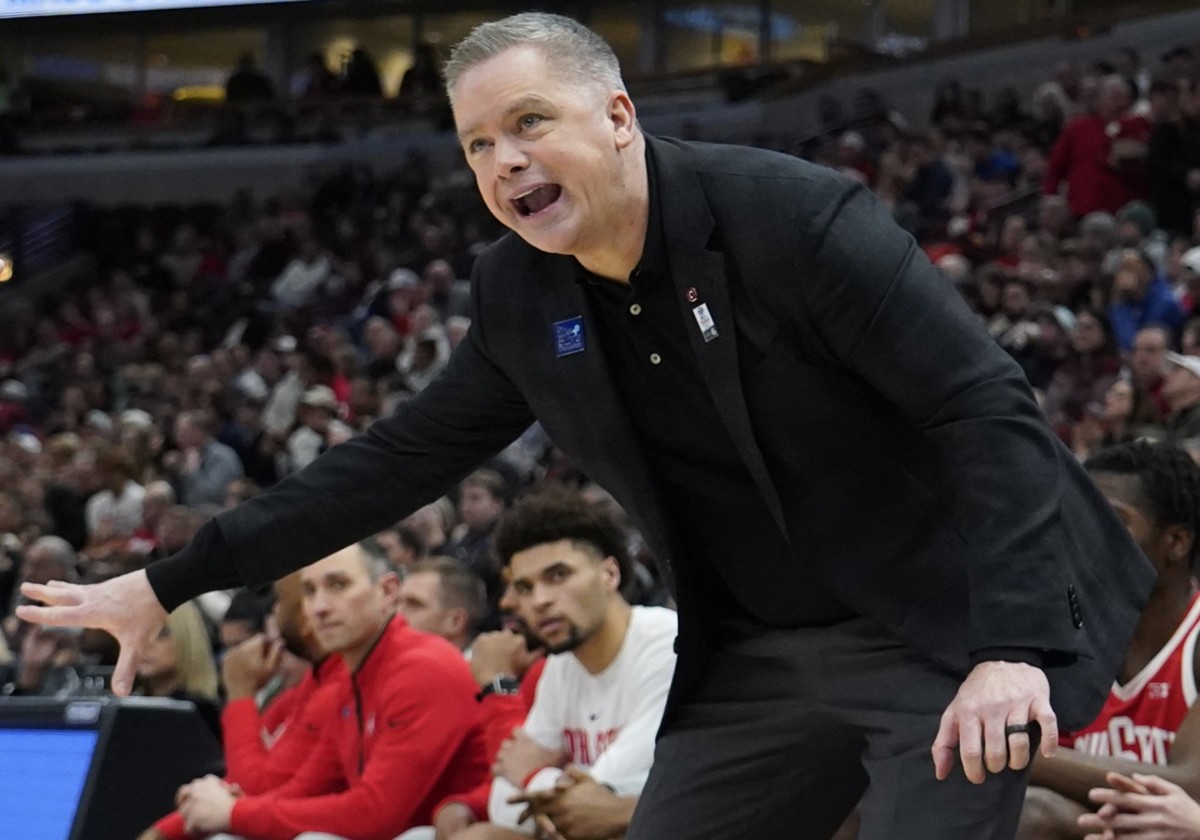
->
[649, 353, 662, 365]
[629, 303, 642, 316]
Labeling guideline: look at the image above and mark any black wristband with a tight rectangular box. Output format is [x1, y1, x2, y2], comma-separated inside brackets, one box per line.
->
[476, 675, 521, 702]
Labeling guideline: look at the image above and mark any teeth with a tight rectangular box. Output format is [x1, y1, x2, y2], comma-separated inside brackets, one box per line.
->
[514, 186, 542, 200]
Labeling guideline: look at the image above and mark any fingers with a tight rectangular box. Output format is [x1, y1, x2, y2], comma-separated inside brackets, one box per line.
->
[112, 640, 141, 697]
[1031, 694, 1059, 758]
[1003, 716, 1031, 773]
[264, 639, 284, 672]
[984, 714, 1010, 775]
[1130, 773, 1178, 796]
[932, 708, 959, 781]
[1105, 772, 1151, 795]
[958, 715, 986, 784]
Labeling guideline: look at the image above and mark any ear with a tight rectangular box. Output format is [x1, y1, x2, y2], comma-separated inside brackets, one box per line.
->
[608, 91, 638, 150]
[446, 607, 468, 636]
[1165, 525, 1195, 569]
[600, 556, 621, 592]
[379, 571, 402, 605]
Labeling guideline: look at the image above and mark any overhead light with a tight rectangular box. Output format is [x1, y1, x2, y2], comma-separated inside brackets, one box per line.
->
[0, 254, 12, 284]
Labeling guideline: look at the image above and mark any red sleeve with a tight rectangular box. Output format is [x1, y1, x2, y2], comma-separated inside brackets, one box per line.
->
[152, 810, 191, 840]
[229, 659, 482, 840]
[433, 657, 547, 824]
[220, 698, 273, 794]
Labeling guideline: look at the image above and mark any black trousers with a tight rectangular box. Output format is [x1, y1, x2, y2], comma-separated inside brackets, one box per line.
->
[625, 617, 1031, 840]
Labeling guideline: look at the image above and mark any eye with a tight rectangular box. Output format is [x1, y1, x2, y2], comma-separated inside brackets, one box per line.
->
[514, 581, 533, 596]
[519, 114, 544, 130]
[467, 138, 491, 155]
[548, 567, 569, 582]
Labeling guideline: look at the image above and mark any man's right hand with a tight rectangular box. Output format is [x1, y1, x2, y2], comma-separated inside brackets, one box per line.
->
[17, 570, 167, 696]
[433, 801, 476, 840]
[221, 634, 284, 701]
[471, 630, 540, 686]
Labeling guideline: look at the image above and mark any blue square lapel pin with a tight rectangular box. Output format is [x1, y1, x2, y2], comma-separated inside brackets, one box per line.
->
[553, 316, 586, 357]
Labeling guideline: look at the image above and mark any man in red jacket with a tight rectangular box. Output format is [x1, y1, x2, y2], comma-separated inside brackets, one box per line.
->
[138, 571, 345, 840]
[177, 539, 489, 840]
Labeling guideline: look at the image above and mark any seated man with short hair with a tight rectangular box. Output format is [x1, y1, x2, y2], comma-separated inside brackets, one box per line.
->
[1018, 441, 1200, 839]
[177, 539, 488, 840]
[431, 488, 677, 840]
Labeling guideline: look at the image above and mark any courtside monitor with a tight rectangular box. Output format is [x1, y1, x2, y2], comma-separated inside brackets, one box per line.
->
[0, 696, 222, 840]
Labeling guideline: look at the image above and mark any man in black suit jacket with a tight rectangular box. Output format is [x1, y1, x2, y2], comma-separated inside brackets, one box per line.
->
[21, 12, 1154, 840]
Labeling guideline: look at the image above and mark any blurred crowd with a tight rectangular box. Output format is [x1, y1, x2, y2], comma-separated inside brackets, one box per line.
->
[2, 32, 1200, 840]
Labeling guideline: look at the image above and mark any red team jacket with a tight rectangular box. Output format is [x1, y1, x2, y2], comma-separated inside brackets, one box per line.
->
[227, 616, 488, 840]
[1063, 593, 1200, 765]
[154, 655, 346, 839]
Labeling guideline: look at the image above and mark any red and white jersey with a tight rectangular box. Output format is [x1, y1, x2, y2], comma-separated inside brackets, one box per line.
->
[1064, 593, 1200, 765]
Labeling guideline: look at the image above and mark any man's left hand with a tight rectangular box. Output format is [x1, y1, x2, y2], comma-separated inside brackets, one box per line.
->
[178, 775, 238, 835]
[931, 660, 1058, 784]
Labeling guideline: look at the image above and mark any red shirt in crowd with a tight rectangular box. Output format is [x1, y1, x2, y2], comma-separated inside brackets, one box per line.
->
[1044, 113, 1151, 217]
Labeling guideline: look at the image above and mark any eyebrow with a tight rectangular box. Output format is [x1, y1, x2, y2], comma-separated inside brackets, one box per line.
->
[456, 95, 553, 142]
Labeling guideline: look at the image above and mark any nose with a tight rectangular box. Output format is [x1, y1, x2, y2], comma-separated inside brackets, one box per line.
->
[493, 135, 529, 179]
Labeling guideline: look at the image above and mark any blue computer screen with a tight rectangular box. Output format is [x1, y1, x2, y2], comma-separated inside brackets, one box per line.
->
[0, 729, 98, 840]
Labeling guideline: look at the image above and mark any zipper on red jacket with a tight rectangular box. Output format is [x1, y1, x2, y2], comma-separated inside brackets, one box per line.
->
[353, 676, 365, 775]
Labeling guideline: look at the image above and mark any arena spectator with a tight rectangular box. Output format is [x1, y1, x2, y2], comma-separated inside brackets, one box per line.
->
[225, 53, 276, 103]
[1045, 74, 1151, 217]
[1163, 352, 1200, 443]
[136, 601, 221, 737]
[1109, 249, 1185, 352]
[445, 469, 509, 615]
[1043, 307, 1123, 438]
[166, 410, 243, 508]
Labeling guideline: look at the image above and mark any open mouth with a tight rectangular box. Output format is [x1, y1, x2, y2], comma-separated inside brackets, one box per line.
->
[511, 184, 562, 218]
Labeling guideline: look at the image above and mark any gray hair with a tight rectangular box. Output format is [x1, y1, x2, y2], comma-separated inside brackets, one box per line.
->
[356, 537, 396, 583]
[444, 12, 625, 102]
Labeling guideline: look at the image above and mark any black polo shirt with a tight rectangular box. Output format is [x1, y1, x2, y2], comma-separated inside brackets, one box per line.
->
[577, 146, 853, 628]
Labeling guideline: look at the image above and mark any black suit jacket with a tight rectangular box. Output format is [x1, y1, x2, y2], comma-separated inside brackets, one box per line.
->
[212, 136, 1154, 730]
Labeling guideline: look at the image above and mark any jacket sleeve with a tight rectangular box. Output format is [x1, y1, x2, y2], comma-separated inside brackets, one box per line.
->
[229, 661, 481, 840]
[790, 177, 1081, 657]
[146, 265, 536, 609]
[219, 698, 273, 794]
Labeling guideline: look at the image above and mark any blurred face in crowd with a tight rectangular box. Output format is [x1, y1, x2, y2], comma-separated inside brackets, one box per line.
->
[459, 482, 504, 531]
[1163, 362, 1200, 410]
[397, 570, 461, 641]
[1000, 282, 1031, 319]
[301, 545, 397, 670]
[452, 44, 640, 265]
[1130, 327, 1169, 387]
[1102, 379, 1135, 422]
[1113, 254, 1153, 303]
[1070, 312, 1108, 355]
[138, 622, 180, 687]
[506, 538, 618, 655]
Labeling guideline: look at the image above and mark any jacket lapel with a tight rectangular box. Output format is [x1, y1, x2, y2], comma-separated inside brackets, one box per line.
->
[533, 255, 678, 589]
[652, 137, 790, 540]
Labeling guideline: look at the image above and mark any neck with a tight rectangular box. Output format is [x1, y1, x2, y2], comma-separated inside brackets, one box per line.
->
[574, 134, 650, 284]
[573, 599, 632, 675]
[1122, 583, 1194, 683]
[340, 619, 389, 673]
